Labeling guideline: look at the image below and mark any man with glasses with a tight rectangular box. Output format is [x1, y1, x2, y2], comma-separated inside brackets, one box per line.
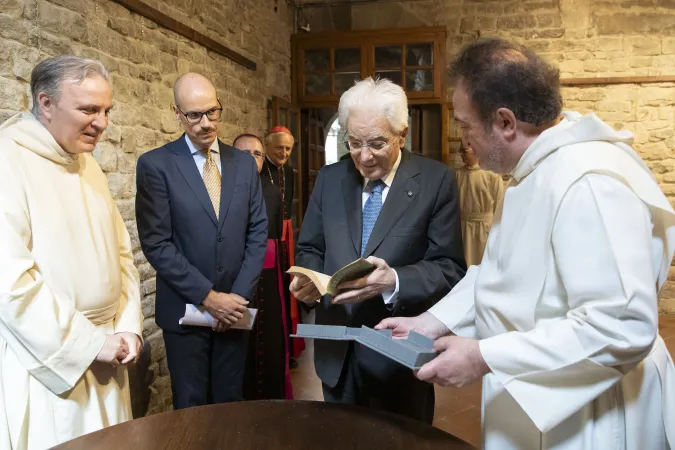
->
[233, 133, 293, 400]
[136, 73, 268, 409]
[290, 77, 466, 423]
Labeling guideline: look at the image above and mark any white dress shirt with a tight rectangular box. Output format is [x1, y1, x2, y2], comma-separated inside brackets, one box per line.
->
[361, 150, 402, 305]
[186, 135, 221, 175]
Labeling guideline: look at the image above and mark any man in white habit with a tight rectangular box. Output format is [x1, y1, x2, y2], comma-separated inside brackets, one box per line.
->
[0, 56, 143, 449]
[378, 38, 675, 450]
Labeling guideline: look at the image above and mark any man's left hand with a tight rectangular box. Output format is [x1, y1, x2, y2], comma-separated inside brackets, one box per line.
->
[116, 332, 142, 365]
[212, 320, 232, 332]
[332, 256, 396, 305]
[415, 336, 490, 388]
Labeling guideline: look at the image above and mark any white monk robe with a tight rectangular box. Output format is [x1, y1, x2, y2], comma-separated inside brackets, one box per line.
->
[0, 113, 143, 450]
[430, 111, 675, 450]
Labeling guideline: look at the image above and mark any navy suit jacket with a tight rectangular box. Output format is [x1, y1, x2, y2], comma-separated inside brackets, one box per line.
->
[295, 150, 466, 388]
[135, 135, 268, 333]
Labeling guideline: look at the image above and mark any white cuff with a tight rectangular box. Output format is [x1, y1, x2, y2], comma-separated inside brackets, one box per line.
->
[382, 269, 399, 305]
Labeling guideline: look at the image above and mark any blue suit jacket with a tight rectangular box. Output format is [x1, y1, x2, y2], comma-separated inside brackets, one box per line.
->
[135, 135, 268, 333]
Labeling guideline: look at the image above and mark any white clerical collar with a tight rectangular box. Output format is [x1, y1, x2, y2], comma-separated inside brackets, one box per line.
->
[363, 149, 402, 190]
[186, 134, 219, 155]
[265, 155, 283, 168]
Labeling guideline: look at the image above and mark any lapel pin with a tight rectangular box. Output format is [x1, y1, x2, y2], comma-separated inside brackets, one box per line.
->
[407, 190, 413, 197]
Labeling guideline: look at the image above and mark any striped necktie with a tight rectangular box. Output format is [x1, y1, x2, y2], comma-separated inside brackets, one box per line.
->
[201, 149, 221, 219]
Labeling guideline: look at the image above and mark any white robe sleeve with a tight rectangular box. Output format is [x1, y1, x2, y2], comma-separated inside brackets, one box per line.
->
[0, 162, 106, 395]
[479, 174, 660, 433]
[428, 265, 480, 339]
[112, 206, 144, 340]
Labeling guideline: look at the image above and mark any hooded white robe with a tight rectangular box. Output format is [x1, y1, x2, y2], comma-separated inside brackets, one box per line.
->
[0, 113, 143, 450]
[430, 111, 675, 449]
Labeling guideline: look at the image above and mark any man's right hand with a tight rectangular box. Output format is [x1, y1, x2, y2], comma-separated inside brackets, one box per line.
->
[95, 334, 130, 366]
[375, 312, 451, 340]
[203, 290, 248, 325]
[290, 274, 321, 305]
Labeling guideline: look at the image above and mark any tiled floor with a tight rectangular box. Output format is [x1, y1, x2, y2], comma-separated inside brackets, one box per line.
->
[290, 315, 675, 449]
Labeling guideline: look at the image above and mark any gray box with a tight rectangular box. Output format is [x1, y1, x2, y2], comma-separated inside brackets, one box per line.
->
[355, 327, 436, 370]
[291, 324, 437, 370]
[291, 324, 360, 340]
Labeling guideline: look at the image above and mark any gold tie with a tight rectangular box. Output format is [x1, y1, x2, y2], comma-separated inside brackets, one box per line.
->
[201, 149, 221, 219]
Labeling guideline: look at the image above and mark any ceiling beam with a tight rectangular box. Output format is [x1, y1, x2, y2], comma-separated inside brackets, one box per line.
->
[110, 0, 257, 71]
[561, 75, 675, 86]
[300, 0, 421, 7]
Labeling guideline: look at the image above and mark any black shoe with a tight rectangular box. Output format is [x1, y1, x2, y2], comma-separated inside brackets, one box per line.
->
[289, 358, 298, 370]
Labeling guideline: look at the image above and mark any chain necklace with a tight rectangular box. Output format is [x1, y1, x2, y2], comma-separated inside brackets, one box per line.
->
[265, 157, 286, 201]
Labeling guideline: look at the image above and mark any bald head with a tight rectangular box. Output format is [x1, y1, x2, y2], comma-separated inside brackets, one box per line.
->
[173, 73, 221, 150]
[173, 73, 217, 108]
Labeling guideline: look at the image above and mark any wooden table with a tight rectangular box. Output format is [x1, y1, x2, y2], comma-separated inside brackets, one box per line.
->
[53, 400, 476, 449]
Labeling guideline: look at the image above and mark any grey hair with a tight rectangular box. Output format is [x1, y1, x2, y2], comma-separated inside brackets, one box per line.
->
[338, 77, 409, 134]
[30, 55, 110, 117]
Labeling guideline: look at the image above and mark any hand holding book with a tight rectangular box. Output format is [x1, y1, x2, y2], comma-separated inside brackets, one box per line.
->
[289, 273, 323, 304]
[288, 256, 396, 305]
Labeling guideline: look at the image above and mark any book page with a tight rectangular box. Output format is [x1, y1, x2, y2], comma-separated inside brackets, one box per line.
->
[287, 266, 332, 296]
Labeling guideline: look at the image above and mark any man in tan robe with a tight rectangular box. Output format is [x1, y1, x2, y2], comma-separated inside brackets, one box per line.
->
[0, 56, 143, 449]
[455, 144, 505, 266]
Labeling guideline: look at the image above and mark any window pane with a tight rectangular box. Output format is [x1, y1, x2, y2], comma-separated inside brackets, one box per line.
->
[334, 72, 360, 95]
[304, 49, 330, 72]
[375, 70, 402, 86]
[278, 108, 288, 127]
[305, 74, 331, 95]
[375, 45, 402, 68]
[405, 69, 433, 92]
[289, 111, 299, 142]
[335, 47, 360, 72]
[406, 43, 433, 67]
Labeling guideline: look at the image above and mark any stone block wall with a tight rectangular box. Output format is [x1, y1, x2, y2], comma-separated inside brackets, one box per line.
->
[2, 0, 675, 419]
[302, 0, 675, 312]
[0, 0, 294, 415]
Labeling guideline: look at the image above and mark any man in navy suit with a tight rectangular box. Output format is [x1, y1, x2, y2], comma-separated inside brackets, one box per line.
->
[135, 73, 267, 409]
[291, 78, 466, 423]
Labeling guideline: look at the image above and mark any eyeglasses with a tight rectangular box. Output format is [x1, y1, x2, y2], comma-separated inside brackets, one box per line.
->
[176, 99, 223, 125]
[344, 137, 393, 153]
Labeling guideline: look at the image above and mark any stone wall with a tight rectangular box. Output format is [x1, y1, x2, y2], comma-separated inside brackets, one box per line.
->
[0, 0, 294, 415]
[303, 0, 675, 312]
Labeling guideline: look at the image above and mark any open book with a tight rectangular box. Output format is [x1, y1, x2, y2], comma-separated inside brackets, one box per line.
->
[287, 258, 375, 297]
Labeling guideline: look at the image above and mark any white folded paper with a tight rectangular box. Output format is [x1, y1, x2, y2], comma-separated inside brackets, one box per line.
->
[179, 304, 258, 330]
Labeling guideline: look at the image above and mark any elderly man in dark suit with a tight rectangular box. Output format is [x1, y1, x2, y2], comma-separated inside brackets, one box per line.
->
[291, 77, 466, 423]
[135, 73, 267, 409]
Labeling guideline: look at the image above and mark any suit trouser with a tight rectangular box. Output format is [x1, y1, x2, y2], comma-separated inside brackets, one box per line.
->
[163, 328, 249, 409]
[322, 342, 435, 424]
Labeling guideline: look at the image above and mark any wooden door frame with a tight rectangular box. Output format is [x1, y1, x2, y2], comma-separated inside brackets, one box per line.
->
[292, 26, 447, 108]
[269, 97, 304, 232]
[442, 102, 462, 167]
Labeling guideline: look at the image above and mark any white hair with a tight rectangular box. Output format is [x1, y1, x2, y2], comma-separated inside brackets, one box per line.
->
[338, 77, 409, 134]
